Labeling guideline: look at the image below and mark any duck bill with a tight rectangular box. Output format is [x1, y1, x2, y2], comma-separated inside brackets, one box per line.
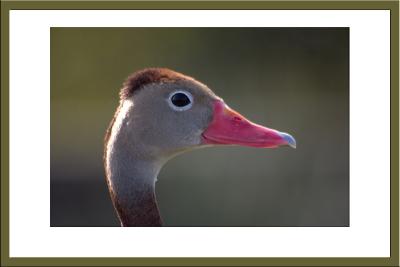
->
[202, 100, 296, 149]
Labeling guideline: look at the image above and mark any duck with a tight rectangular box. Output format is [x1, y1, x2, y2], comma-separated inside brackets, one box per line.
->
[104, 68, 296, 226]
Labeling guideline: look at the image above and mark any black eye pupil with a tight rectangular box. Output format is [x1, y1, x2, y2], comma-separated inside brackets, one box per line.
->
[171, 93, 191, 107]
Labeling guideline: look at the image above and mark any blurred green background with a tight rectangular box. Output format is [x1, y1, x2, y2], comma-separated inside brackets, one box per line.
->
[50, 28, 349, 226]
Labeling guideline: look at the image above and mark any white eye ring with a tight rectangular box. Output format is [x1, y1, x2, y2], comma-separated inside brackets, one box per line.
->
[167, 90, 193, 111]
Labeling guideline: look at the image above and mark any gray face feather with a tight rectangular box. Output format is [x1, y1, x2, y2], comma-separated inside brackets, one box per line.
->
[114, 79, 219, 162]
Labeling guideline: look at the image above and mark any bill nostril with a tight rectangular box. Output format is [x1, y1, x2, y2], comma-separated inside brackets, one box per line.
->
[232, 116, 242, 127]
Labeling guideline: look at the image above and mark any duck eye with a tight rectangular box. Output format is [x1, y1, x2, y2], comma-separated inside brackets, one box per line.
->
[171, 93, 190, 107]
[168, 91, 193, 111]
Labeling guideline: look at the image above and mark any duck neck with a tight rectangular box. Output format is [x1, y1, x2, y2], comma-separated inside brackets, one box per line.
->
[106, 151, 163, 227]
[105, 100, 165, 226]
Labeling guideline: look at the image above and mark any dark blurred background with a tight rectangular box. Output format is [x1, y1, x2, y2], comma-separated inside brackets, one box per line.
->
[50, 28, 349, 226]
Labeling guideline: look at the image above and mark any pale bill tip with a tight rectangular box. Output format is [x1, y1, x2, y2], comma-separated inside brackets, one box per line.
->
[280, 132, 296, 149]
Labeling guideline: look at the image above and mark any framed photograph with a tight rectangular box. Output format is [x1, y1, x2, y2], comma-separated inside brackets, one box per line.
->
[1, 1, 398, 266]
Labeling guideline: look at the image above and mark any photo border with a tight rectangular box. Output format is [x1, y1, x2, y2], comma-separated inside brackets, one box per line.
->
[1, 1, 398, 266]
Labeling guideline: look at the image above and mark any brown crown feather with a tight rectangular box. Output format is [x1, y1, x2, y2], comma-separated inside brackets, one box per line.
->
[119, 68, 191, 100]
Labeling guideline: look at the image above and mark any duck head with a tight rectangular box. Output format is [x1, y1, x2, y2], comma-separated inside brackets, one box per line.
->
[104, 68, 296, 226]
[114, 68, 295, 158]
